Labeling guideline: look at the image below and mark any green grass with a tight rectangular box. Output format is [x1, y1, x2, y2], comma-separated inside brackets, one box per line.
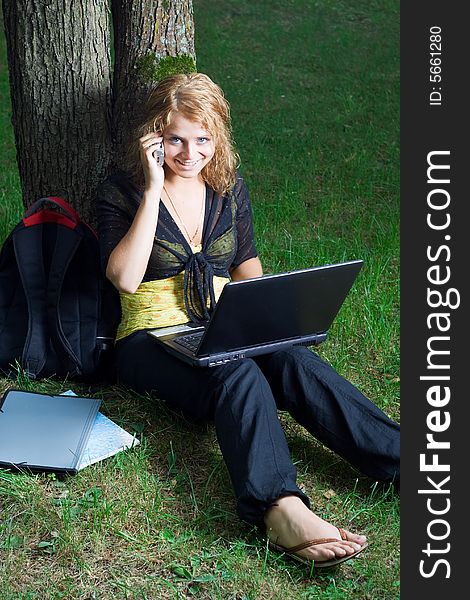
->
[1, 1, 399, 598]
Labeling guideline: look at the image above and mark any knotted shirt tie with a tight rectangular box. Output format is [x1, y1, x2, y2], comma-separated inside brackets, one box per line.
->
[183, 251, 217, 324]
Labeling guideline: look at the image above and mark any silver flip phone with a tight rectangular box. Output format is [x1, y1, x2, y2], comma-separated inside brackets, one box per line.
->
[154, 142, 164, 166]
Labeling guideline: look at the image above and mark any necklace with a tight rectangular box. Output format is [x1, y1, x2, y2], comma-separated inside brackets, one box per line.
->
[163, 185, 205, 248]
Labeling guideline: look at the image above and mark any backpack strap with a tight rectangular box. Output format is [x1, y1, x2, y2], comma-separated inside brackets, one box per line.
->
[12, 227, 49, 378]
[46, 225, 84, 377]
[24, 196, 81, 224]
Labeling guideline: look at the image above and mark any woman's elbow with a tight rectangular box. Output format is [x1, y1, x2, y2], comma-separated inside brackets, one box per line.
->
[115, 280, 139, 294]
[230, 257, 263, 281]
[105, 265, 139, 294]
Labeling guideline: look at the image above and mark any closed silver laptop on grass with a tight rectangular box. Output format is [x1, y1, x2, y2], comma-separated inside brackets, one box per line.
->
[147, 259, 364, 367]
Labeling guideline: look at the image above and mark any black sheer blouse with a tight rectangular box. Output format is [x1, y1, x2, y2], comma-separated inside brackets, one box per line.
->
[96, 171, 258, 324]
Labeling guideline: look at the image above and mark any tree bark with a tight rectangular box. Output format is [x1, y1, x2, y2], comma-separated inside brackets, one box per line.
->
[2, 0, 112, 223]
[2, 0, 196, 220]
[111, 0, 196, 167]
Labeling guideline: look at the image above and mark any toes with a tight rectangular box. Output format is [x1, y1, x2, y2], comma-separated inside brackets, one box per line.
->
[327, 539, 365, 559]
[343, 543, 360, 554]
[333, 542, 357, 556]
[300, 543, 346, 562]
[292, 539, 365, 563]
[319, 542, 348, 560]
[318, 545, 343, 561]
[334, 545, 347, 557]
[340, 528, 367, 546]
[320, 548, 337, 561]
[343, 541, 363, 553]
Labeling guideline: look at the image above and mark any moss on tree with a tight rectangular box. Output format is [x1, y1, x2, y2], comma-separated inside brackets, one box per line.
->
[136, 53, 197, 82]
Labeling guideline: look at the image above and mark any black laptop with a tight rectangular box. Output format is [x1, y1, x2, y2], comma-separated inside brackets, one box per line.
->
[147, 259, 364, 367]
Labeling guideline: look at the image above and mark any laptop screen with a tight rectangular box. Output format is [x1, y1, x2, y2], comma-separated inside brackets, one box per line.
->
[198, 260, 363, 355]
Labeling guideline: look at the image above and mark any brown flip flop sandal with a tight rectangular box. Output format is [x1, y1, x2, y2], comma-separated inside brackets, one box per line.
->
[269, 527, 368, 569]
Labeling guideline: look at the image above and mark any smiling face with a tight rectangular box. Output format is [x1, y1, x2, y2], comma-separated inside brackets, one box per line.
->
[162, 112, 215, 182]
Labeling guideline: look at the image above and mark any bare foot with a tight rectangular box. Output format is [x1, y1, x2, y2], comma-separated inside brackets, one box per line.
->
[264, 495, 367, 563]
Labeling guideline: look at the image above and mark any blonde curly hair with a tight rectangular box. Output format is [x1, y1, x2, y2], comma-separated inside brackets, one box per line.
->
[126, 73, 239, 196]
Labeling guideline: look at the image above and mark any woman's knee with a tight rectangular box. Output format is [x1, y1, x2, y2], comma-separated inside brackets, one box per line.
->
[213, 357, 264, 395]
[256, 345, 318, 382]
[263, 345, 315, 367]
[213, 357, 275, 414]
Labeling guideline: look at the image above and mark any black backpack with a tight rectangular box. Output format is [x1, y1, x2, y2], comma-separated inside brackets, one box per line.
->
[0, 196, 120, 380]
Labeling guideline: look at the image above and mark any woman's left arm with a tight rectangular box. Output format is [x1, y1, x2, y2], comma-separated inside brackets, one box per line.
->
[229, 176, 263, 281]
[230, 256, 263, 281]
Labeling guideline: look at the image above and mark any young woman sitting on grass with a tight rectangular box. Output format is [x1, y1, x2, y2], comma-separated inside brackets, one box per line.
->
[97, 72, 399, 568]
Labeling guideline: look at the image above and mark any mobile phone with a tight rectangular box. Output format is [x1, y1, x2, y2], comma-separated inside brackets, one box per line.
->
[153, 142, 164, 166]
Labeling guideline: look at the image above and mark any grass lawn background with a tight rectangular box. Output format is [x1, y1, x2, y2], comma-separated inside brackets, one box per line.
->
[0, 1, 400, 598]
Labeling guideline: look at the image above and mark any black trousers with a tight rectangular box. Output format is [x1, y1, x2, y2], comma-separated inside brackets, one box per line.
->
[116, 330, 400, 526]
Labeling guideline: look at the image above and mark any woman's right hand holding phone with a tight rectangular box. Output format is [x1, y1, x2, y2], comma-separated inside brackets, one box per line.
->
[139, 132, 165, 194]
[107, 133, 165, 293]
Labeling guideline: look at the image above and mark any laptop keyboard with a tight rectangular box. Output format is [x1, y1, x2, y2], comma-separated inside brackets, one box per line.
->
[173, 331, 204, 353]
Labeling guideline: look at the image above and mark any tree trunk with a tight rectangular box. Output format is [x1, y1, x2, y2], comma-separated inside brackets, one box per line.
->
[111, 0, 196, 167]
[2, 0, 112, 224]
[2, 0, 196, 221]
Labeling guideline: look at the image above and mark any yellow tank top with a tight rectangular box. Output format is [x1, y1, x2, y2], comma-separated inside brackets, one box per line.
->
[116, 270, 229, 341]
